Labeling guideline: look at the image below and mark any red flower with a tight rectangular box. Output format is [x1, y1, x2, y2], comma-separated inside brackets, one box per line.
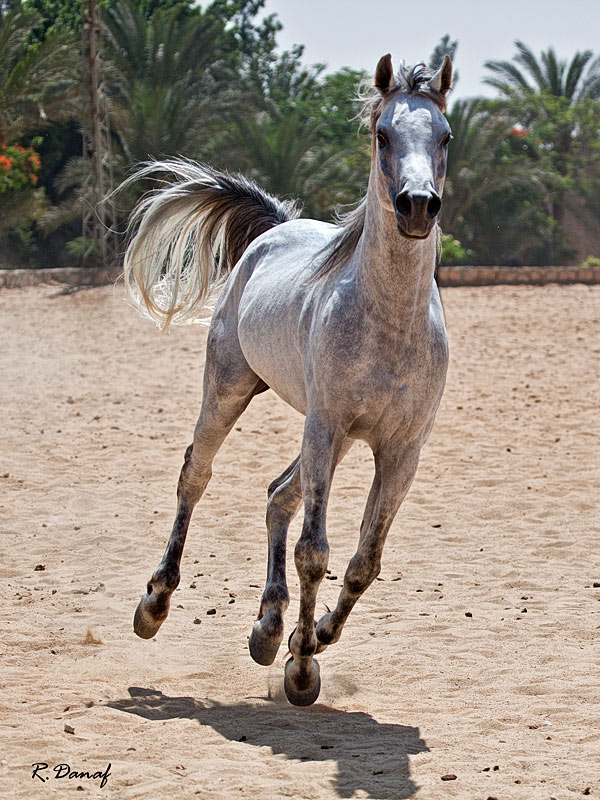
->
[510, 124, 530, 138]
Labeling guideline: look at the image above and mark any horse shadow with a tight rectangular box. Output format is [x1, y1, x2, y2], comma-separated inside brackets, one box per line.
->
[108, 686, 428, 799]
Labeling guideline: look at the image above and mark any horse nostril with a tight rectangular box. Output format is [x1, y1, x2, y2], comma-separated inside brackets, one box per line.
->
[427, 195, 441, 219]
[395, 193, 412, 217]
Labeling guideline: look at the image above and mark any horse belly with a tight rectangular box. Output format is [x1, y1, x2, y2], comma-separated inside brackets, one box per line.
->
[237, 301, 308, 416]
[245, 339, 307, 415]
[232, 217, 341, 417]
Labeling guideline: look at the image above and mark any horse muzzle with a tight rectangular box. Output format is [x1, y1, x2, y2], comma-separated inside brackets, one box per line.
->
[395, 190, 441, 239]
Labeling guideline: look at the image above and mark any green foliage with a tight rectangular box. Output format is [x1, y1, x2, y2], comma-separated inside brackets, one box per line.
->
[0, 13, 599, 269]
[441, 98, 555, 265]
[104, 0, 233, 165]
[578, 255, 600, 267]
[440, 233, 471, 265]
[0, 184, 47, 252]
[218, 48, 369, 219]
[443, 52, 600, 265]
[24, 0, 83, 38]
[484, 40, 600, 101]
[0, 141, 41, 192]
[429, 34, 458, 70]
[0, 6, 78, 143]
[23, 0, 202, 40]
[65, 235, 101, 257]
[475, 41, 600, 263]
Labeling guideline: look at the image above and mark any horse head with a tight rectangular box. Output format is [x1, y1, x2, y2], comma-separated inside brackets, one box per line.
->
[371, 54, 453, 240]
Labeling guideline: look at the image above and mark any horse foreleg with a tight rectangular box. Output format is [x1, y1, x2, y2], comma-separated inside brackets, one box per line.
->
[284, 414, 348, 706]
[315, 443, 421, 651]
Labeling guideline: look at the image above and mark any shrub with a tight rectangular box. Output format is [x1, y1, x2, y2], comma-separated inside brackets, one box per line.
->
[440, 232, 472, 265]
[578, 255, 600, 267]
[0, 143, 41, 194]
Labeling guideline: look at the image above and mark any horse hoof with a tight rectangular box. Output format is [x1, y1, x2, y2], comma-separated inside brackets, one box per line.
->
[133, 597, 165, 639]
[284, 657, 321, 706]
[248, 621, 281, 666]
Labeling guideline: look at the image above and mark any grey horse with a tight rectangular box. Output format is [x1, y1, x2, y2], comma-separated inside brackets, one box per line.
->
[124, 54, 453, 706]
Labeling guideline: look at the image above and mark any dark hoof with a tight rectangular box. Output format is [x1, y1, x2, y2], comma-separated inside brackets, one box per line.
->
[284, 657, 321, 706]
[133, 597, 165, 639]
[248, 621, 282, 666]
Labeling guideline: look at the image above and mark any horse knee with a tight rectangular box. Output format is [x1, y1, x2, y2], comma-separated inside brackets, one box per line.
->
[294, 536, 329, 583]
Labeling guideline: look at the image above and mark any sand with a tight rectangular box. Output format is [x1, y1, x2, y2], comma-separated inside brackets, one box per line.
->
[0, 282, 598, 799]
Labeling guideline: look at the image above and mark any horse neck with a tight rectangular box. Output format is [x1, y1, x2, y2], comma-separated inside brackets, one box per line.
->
[355, 175, 438, 326]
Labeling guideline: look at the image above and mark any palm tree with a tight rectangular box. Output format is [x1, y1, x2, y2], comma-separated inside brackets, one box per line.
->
[230, 108, 346, 218]
[0, 4, 78, 246]
[484, 40, 600, 102]
[484, 42, 600, 261]
[41, 0, 236, 253]
[0, 5, 77, 145]
[222, 51, 369, 219]
[442, 98, 556, 264]
[103, 0, 232, 167]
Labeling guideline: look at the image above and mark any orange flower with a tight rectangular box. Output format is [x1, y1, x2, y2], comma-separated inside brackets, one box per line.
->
[0, 155, 12, 171]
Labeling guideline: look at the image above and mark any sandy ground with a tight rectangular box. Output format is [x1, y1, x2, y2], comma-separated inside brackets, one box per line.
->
[0, 282, 599, 800]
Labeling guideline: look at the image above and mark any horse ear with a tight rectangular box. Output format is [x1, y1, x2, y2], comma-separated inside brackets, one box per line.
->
[429, 54, 453, 96]
[375, 53, 395, 95]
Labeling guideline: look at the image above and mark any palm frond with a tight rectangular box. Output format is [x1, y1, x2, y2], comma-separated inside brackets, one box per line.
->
[575, 54, 600, 101]
[483, 60, 530, 93]
[564, 50, 592, 99]
[513, 40, 546, 91]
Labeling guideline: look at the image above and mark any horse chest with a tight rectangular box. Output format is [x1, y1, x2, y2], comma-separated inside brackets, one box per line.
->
[308, 320, 444, 442]
[350, 360, 439, 440]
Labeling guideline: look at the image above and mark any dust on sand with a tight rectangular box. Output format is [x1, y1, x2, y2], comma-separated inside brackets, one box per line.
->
[0, 283, 598, 799]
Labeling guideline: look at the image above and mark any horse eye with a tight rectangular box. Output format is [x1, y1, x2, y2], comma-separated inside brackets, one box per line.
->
[376, 131, 388, 148]
[442, 132, 452, 148]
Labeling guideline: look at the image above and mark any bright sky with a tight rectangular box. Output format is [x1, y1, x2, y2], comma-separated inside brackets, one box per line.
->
[262, 0, 600, 102]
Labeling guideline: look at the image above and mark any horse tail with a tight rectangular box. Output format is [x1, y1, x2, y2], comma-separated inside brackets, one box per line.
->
[122, 159, 301, 330]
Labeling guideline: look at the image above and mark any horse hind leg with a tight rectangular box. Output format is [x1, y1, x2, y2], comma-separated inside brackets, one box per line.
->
[248, 455, 302, 666]
[133, 324, 267, 639]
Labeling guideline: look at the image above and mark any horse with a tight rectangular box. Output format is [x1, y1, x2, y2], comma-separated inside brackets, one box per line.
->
[124, 53, 453, 706]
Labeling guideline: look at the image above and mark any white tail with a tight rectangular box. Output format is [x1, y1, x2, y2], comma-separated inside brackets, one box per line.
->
[122, 159, 300, 330]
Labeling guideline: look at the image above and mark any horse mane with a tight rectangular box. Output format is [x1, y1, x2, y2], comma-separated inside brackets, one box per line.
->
[311, 63, 446, 282]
